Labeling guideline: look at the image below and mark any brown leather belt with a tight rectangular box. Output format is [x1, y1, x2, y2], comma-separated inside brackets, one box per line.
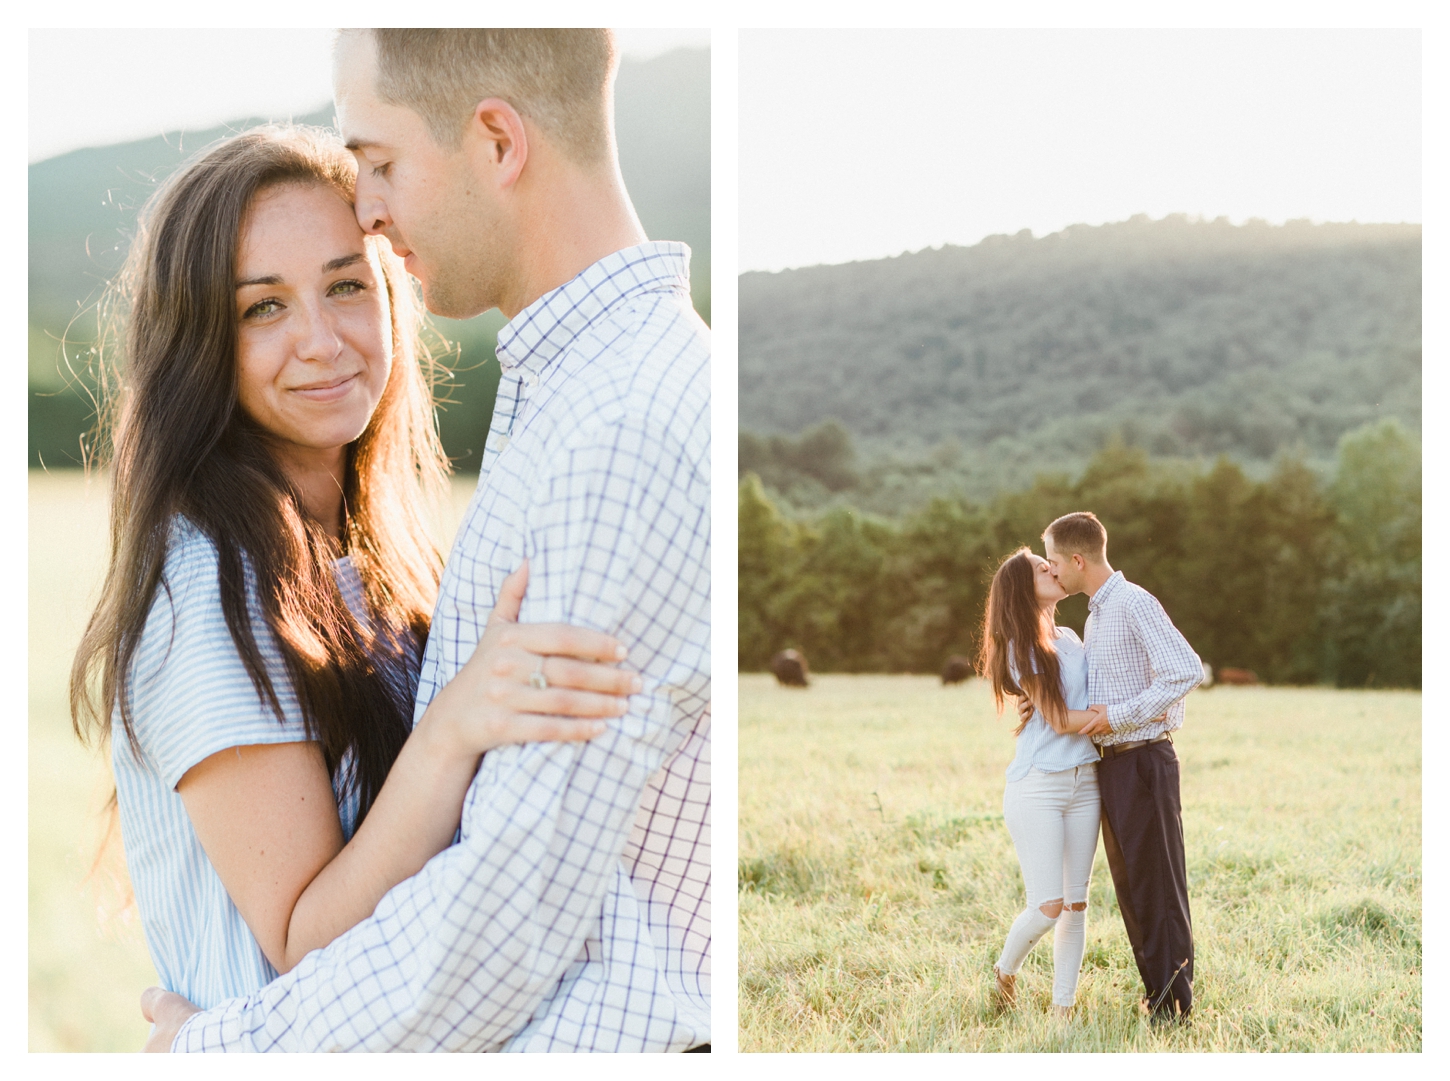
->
[1098, 732, 1171, 758]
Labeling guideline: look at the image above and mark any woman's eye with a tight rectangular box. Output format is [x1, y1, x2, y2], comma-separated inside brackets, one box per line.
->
[329, 279, 367, 297]
[242, 299, 281, 320]
[371, 162, 391, 178]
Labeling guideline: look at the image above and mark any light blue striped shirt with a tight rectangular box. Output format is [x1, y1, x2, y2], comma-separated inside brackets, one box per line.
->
[1004, 626, 1099, 781]
[112, 517, 370, 1010]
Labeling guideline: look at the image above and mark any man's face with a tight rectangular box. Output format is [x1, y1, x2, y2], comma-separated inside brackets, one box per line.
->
[1043, 537, 1086, 595]
[333, 32, 514, 319]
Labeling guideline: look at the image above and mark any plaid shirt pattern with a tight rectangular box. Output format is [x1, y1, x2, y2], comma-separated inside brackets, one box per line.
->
[1083, 571, 1203, 746]
[174, 242, 710, 1052]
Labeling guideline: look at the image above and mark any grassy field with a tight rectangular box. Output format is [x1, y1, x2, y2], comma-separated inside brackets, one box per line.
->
[739, 673, 1421, 1052]
[28, 470, 477, 1051]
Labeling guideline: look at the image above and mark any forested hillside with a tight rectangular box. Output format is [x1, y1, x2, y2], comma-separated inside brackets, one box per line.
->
[740, 216, 1420, 508]
[29, 47, 708, 469]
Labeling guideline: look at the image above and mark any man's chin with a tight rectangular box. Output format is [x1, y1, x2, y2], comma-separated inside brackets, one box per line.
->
[418, 277, 493, 321]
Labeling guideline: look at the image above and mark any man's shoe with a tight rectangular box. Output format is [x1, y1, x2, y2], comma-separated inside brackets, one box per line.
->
[1149, 1004, 1190, 1028]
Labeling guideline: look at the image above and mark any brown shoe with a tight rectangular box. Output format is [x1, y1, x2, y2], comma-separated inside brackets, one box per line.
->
[993, 965, 1017, 1010]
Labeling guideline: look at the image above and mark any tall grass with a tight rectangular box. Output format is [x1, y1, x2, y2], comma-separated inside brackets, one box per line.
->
[28, 472, 157, 1051]
[27, 471, 477, 1051]
[739, 674, 1420, 1052]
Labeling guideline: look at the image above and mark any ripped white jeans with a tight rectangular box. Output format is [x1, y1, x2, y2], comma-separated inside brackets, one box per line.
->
[995, 763, 1100, 1007]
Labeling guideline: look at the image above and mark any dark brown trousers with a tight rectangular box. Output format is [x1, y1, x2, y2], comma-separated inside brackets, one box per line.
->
[1098, 739, 1194, 1019]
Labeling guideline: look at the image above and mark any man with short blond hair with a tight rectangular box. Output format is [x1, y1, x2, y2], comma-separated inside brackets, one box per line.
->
[143, 27, 709, 1053]
[369, 29, 616, 162]
[1041, 510, 1106, 562]
[1041, 511, 1201, 1021]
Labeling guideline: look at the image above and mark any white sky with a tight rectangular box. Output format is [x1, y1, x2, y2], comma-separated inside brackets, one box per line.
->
[28, 28, 710, 164]
[740, 28, 1421, 272]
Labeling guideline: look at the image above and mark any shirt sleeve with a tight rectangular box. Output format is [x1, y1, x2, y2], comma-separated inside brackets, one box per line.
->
[1104, 592, 1203, 732]
[1005, 640, 1044, 686]
[172, 413, 709, 1052]
[128, 525, 310, 790]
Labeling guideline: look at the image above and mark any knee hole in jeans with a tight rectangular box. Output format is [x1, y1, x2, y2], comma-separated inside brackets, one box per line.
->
[1066, 901, 1086, 912]
[1039, 899, 1064, 919]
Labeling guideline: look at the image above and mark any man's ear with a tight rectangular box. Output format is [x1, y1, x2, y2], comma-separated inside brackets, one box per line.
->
[468, 97, 529, 188]
[1073, 553, 1087, 572]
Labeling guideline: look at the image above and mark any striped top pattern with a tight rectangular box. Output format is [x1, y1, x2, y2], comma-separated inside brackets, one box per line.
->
[112, 517, 382, 1010]
[1004, 626, 1099, 781]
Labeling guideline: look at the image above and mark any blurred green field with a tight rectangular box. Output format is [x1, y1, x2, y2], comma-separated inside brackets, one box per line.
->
[28, 470, 477, 1051]
[739, 673, 1421, 1052]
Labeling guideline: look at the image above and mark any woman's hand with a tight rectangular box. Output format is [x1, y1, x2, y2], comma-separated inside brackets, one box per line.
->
[1061, 704, 1110, 735]
[1078, 704, 1112, 737]
[424, 560, 641, 757]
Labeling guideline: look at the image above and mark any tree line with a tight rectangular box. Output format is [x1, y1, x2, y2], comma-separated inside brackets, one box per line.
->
[740, 418, 1420, 689]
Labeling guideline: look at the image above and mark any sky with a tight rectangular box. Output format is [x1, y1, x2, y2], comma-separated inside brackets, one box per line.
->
[28, 28, 710, 164]
[740, 28, 1421, 272]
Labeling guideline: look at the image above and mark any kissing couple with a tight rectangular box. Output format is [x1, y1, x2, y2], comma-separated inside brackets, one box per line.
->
[71, 29, 709, 1052]
[978, 512, 1202, 1022]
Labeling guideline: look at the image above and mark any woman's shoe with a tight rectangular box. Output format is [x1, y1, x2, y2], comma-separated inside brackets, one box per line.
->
[993, 965, 1017, 1010]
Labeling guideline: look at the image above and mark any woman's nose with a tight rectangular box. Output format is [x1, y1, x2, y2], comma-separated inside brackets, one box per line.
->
[294, 301, 345, 363]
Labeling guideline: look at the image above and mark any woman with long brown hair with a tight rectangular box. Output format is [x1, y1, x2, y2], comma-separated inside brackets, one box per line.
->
[978, 547, 1107, 1017]
[70, 125, 636, 1010]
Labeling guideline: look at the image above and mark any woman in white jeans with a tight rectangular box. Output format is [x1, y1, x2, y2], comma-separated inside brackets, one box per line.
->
[978, 548, 1107, 1016]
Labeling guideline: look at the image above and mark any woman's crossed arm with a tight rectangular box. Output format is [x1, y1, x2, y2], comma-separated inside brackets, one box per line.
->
[177, 563, 638, 975]
[1016, 694, 1111, 737]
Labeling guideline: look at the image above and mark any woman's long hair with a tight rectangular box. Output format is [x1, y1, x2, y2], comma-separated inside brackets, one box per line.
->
[977, 547, 1068, 735]
[70, 125, 450, 825]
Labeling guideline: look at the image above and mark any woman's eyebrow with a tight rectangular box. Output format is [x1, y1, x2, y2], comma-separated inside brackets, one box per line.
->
[237, 253, 365, 289]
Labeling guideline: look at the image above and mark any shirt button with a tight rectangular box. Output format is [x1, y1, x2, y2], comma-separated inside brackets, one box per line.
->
[524, 371, 540, 388]
[495, 435, 510, 450]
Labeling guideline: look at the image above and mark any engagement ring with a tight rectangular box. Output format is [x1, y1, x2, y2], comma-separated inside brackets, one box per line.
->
[529, 657, 549, 690]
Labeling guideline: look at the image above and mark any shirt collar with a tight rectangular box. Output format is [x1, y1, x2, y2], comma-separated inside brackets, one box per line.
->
[494, 241, 692, 377]
[1087, 569, 1125, 612]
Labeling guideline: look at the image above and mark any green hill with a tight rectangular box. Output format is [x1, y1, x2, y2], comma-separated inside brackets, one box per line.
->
[29, 47, 709, 469]
[739, 216, 1420, 509]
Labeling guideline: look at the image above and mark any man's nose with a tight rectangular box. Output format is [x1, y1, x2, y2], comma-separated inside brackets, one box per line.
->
[353, 175, 392, 235]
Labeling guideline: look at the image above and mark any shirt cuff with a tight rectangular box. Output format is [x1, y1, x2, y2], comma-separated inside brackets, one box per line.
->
[1105, 704, 1129, 732]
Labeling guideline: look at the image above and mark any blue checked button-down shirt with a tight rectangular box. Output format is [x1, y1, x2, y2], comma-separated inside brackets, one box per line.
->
[174, 242, 710, 1052]
[1083, 571, 1203, 747]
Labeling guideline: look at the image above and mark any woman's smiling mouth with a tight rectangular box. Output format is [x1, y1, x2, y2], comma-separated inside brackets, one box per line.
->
[289, 373, 361, 402]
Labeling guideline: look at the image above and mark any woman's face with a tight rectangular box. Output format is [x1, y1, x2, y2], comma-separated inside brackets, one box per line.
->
[1029, 552, 1068, 606]
[234, 182, 393, 470]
